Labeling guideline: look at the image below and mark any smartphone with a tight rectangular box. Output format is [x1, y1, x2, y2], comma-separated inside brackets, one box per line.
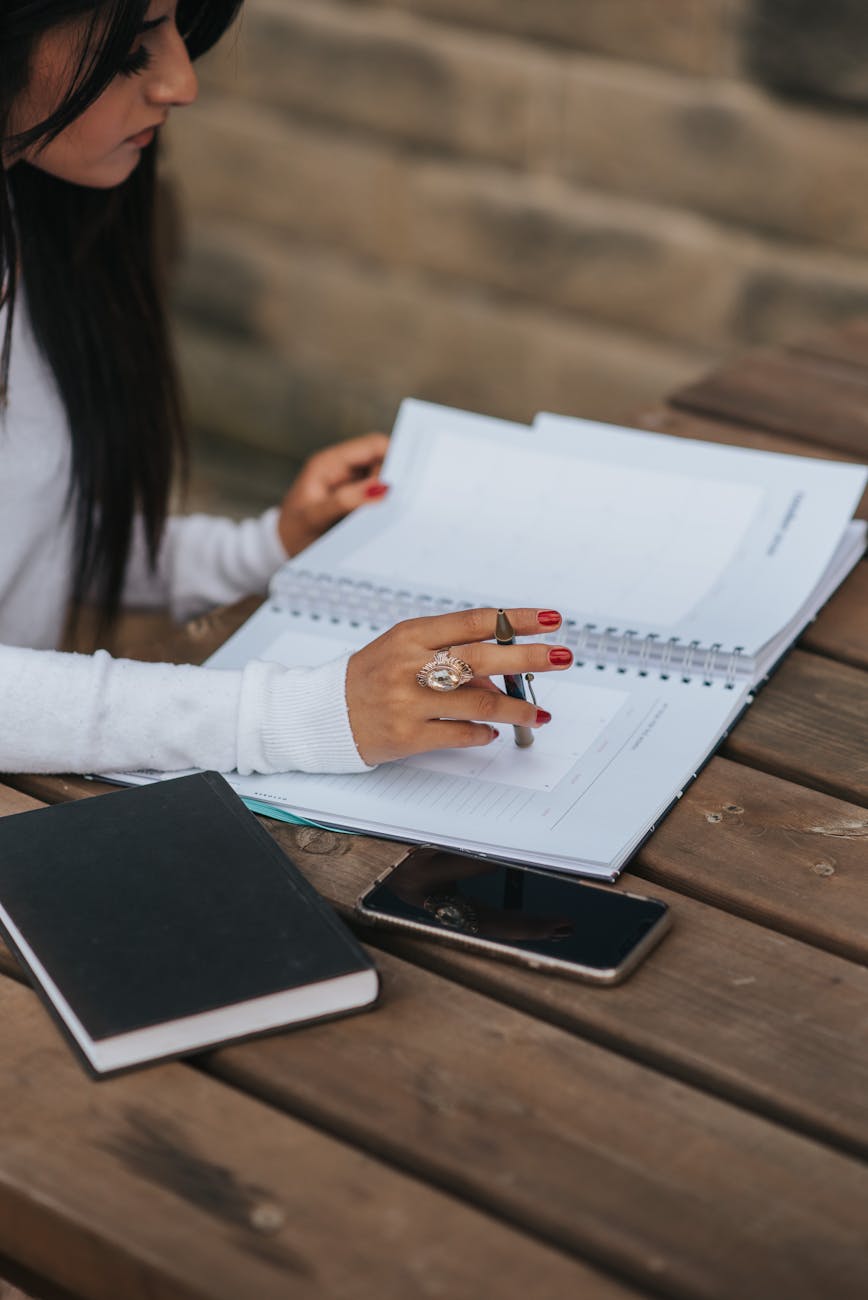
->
[355, 848, 671, 985]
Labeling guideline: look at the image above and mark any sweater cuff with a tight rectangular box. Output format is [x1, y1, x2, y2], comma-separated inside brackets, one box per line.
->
[237, 653, 373, 775]
[259, 505, 291, 570]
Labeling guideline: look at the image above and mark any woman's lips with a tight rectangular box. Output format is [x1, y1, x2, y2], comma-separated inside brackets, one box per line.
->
[126, 126, 157, 149]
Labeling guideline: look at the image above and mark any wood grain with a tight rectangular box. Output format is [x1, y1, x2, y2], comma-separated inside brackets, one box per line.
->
[723, 650, 868, 805]
[0, 786, 42, 818]
[788, 318, 868, 372]
[6, 756, 868, 1171]
[670, 349, 868, 458]
[65, 598, 263, 663]
[356, 878, 868, 1158]
[0, 977, 614, 1300]
[241, 756, 868, 965]
[2, 773, 157, 805]
[634, 758, 868, 957]
[201, 940, 868, 1300]
[799, 560, 868, 670]
[253, 805, 868, 1165]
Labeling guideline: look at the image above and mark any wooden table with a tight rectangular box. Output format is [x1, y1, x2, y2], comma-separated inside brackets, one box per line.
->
[1, 327, 867, 1300]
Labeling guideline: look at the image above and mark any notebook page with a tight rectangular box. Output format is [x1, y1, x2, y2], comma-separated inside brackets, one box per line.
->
[535, 413, 867, 655]
[279, 401, 865, 658]
[280, 402, 540, 607]
[204, 608, 748, 877]
[279, 398, 754, 619]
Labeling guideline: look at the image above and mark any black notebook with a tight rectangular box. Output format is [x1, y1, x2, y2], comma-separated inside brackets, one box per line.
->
[0, 773, 378, 1077]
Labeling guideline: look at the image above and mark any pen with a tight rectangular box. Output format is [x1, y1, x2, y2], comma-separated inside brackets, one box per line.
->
[495, 608, 534, 749]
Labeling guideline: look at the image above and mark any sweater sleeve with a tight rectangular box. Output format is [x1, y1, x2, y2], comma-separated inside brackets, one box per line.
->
[121, 508, 288, 622]
[0, 644, 370, 776]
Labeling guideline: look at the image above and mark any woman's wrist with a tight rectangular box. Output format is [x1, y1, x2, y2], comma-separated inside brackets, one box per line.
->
[237, 655, 373, 776]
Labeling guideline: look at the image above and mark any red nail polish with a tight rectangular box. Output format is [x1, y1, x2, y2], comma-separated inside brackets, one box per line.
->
[535, 709, 552, 725]
[548, 648, 573, 666]
[364, 482, 388, 500]
[490, 728, 500, 740]
[538, 610, 561, 627]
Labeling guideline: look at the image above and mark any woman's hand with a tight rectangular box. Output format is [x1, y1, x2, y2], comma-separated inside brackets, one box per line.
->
[346, 607, 571, 766]
[278, 432, 390, 556]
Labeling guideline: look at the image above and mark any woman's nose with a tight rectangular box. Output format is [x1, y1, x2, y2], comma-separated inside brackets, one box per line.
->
[147, 26, 199, 109]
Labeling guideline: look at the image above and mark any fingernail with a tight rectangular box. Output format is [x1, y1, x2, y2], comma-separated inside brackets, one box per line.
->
[538, 610, 561, 627]
[364, 482, 389, 500]
[548, 647, 573, 666]
[535, 709, 552, 725]
[490, 728, 500, 741]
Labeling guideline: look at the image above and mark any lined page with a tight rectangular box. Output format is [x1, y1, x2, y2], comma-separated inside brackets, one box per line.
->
[208, 608, 748, 877]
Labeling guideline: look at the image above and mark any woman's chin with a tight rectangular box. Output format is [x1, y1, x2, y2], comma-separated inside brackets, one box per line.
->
[28, 151, 143, 190]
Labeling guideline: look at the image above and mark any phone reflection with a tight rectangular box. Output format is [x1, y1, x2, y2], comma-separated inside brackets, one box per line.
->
[381, 849, 574, 942]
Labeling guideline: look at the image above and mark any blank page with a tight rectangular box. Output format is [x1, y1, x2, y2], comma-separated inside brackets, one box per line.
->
[293, 402, 865, 657]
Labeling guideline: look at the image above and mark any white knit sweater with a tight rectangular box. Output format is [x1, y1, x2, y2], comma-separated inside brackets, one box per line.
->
[0, 292, 368, 776]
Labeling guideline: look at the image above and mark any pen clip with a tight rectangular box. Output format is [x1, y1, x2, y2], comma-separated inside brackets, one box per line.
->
[524, 673, 537, 706]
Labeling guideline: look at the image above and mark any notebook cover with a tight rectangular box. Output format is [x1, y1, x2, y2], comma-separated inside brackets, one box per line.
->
[0, 773, 376, 1070]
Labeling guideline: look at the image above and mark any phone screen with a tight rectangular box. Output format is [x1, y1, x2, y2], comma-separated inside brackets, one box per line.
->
[358, 850, 668, 972]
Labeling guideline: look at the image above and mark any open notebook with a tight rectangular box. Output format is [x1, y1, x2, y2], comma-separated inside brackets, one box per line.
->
[115, 401, 867, 880]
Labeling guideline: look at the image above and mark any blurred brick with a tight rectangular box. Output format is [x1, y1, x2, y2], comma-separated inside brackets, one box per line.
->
[177, 321, 396, 464]
[176, 223, 711, 441]
[170, 103, 868, 357]
[744, 0, 868, 104]
[206, 0, 560, 168]
[171, 0, 868, 508]
[561, 58, 868, 253]
[168, 102, 740, 348]
[167, 98, 403, 264]
[362, 0, 740, 75]
[398, 165, 748, 348]
[732, 244, 868, 345]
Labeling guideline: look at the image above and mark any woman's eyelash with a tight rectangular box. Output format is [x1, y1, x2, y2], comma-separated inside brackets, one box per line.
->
[119, 45, 153, 78]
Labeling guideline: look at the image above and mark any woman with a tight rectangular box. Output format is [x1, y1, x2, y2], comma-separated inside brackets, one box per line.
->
[0, 0, 572, 776]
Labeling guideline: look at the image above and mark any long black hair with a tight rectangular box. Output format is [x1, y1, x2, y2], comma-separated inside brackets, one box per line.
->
[1, 0, 242, 623]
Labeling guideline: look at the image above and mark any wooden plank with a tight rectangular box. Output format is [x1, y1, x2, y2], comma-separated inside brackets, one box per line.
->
[0, 977, 612, 1300]
[9, 925, 868, 1300]
[65, 598, 262, 662]
[250, 782, 868, 1168]
[0, 774, 120, 805]
[635, 757, 868, 960]
[201, 941, 868, 1300]
[670, 349, 868, 458]
[0, 1257, 80, 1300]
[4, 805, 868, 1300]
[243, 759, 868, 1176]
[800, 560, 868, 670]
[0, 786, 42, 818]
[16, 769, 868, 1167]
[788, 318, 868, 373]
[245, 757, 868, 967]
[635, 406, 868, 520]
[0, 939, 19, 981]
[357, 879, 868, 1159]
[723, 650, 868, 806]
[4, 810, 868, 1175]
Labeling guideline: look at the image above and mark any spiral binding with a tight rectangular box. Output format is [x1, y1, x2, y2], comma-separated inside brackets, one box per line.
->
[272, 569, 752, 688]
[564, 623, 750, 687]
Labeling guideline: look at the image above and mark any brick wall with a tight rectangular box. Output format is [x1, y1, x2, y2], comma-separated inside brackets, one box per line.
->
[167, 0, 868, 509]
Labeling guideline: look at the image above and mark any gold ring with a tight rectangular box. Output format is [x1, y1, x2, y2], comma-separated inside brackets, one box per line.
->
[416, 648, 474, 692]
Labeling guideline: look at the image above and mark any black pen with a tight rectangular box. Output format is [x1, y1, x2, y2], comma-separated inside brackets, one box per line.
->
[495, 609, 534, 749]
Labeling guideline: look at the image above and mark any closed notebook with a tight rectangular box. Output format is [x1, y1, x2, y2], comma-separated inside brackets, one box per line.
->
[0, 772, 378, 1077]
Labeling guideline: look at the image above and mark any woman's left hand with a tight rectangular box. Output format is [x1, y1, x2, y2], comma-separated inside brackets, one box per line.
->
[277, 432, 390, 556]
